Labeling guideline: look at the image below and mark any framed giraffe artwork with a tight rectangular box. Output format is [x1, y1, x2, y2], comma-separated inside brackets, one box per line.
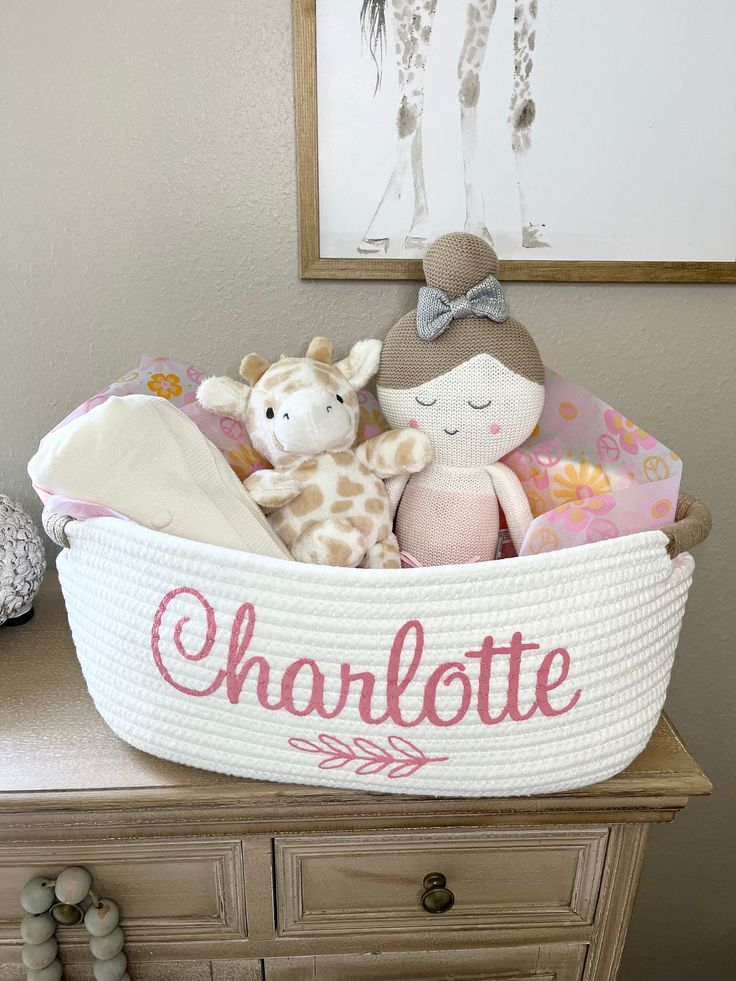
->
[293, 0, 736, 282]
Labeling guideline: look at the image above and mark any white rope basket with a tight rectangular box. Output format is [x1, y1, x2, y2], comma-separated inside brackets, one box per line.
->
[52, 509, 704, 798]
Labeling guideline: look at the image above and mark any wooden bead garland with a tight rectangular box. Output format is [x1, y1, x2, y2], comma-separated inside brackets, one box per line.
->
[20, 868, 128, 981]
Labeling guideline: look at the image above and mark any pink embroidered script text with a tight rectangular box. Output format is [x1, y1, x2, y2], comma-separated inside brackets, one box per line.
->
[151, 587, 581, 728]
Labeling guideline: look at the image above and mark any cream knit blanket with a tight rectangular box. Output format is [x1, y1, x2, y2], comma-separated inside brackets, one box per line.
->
[28, 395, 289, 560]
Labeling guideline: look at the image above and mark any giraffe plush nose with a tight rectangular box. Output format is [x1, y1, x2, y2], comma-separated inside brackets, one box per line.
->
[273, 389, 353, 455]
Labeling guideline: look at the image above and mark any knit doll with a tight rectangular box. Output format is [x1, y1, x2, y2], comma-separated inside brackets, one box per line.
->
[376, 232, 545, 566]
[197, 337, 433, 568]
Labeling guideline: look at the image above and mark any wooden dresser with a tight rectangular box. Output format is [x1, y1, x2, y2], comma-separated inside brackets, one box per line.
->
[0, 577, 710, 981]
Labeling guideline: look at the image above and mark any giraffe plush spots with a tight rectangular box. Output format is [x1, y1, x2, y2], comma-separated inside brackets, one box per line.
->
[197, 337, 433, 568]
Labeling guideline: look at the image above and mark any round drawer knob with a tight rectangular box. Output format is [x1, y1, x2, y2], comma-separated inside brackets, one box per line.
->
[421, 872, 455, 914]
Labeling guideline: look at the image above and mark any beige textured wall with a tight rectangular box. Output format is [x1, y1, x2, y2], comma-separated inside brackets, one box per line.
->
[1, 2, 734, 976]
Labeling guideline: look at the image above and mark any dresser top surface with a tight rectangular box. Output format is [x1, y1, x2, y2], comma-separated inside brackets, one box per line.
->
[0, 575, 711, 814]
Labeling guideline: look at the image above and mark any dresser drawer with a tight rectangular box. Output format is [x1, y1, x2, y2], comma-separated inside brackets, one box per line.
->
[0, 837, 247, 945]
[265, 944, 586, 981]
[0, 959, 262, 981]
[274, 829, 608, 937]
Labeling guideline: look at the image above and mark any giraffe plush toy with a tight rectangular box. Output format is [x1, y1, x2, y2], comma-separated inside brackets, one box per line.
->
[197, 337, 433, 568]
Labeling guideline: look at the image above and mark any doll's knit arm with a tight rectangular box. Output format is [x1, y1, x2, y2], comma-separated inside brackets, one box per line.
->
[383, 474, 410, 520]
[485, 462, 533, 554]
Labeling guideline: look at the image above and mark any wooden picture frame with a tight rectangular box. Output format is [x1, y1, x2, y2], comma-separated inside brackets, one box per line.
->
[293, 0, 735, 284]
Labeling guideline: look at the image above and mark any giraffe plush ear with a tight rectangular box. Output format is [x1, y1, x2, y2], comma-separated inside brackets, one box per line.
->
[306, 336, 334, 364]
[197, 376, 251, 418]
[239, 354, 271, 386]
[335, 339, 382, 390]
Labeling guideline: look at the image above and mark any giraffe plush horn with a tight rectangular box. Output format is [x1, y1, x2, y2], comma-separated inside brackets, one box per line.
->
[240, 354, 271, 385]
[335, 339, 382, 389]
[306, 336, 334, 364]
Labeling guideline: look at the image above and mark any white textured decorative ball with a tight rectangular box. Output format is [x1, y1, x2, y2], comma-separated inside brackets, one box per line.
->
[0, 495, 45, 626]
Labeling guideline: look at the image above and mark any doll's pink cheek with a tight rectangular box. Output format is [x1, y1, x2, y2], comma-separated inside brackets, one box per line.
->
[408, 418, 419, 429]
[488, 423, 502, 435]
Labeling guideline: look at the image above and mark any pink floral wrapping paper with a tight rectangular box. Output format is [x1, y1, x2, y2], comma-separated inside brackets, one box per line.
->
[502, 370, 682, 557]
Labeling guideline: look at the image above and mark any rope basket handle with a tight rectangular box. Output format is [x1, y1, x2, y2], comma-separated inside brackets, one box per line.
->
[661, 491, 712, 559]
[41, 507, 73, 549]
[44, 492, 711, 560]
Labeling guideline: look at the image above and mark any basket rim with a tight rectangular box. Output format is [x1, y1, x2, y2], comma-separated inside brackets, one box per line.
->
[59, 513, 679, 584]
[42, 491, 712, 583]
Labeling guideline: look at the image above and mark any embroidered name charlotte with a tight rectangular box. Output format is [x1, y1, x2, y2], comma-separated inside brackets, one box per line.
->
[152, 587, 581, 728]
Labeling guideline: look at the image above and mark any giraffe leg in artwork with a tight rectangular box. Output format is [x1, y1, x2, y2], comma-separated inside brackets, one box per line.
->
[509, 0, 549, 247]
[358, 136, 412, 254]
[403, 122, 430, 251]
[458, 0, 498, 246]
[359, 0, 438, 255]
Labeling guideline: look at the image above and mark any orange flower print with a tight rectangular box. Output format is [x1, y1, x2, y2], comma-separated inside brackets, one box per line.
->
[356, 408, 390, 444]
[604, 409, 657, 455]
[527, 490, 546, 517]
[147, 372, 182, 400]
[527, 527, 559, 554]
[549, 494, 615, 533]
[651, 498, 673, 521]
[227, 443, 272, 481]
[552, 460, 610, 504]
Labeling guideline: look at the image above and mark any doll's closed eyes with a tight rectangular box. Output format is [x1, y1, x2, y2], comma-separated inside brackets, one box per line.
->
[382, 354, 544, 468]
[415, 396, 493, 409]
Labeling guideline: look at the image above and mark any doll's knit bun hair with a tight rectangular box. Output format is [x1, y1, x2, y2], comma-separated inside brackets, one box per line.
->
[378, 232, 544, 390]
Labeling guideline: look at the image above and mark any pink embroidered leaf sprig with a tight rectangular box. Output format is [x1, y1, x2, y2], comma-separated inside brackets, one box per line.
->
[288, 734, 448, 779]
